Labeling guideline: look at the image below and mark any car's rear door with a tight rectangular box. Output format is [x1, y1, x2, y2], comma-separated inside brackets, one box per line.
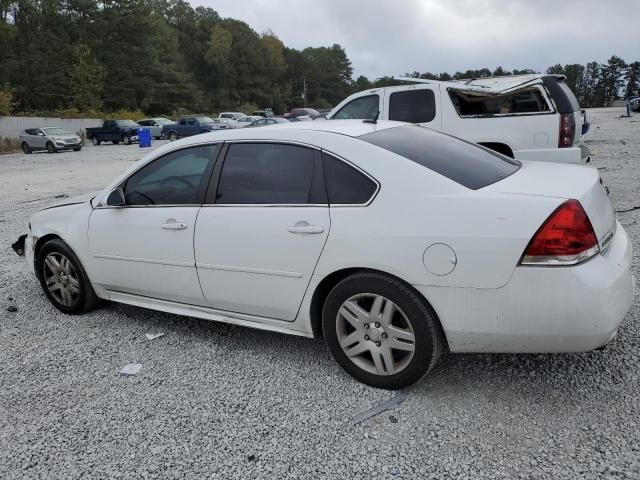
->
[194, 142, 330, 321]
[88, 144, 220, 305]
[384, 85, 441, 129]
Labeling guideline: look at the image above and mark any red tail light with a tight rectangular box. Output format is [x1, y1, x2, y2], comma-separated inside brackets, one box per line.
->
[558, 113, 575, 148]
[521, 199, 599, 266]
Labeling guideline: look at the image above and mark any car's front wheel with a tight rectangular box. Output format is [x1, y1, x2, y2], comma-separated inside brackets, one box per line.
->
[322, 272, 443, 389]
[46, 142, 57, 154]
[122, 135, 131, 145]
[36, 239, 99, 314]
[169, 132, 178, 142]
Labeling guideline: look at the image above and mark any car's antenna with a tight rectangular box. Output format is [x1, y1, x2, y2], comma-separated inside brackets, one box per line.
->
[363, 110, 380, 124]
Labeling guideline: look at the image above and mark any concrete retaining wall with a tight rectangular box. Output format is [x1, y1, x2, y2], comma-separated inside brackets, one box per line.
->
[0, 116, 103, 138]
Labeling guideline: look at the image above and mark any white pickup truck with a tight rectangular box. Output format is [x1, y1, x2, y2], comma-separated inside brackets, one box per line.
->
[326, 74, 589, 164]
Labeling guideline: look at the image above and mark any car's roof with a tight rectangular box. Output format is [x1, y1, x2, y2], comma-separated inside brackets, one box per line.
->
[215, 119, 406, 138]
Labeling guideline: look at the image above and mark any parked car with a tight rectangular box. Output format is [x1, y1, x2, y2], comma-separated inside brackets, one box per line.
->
[285, 107, 320, 119]
[246, 117, 290, 127]
[629, 97, 640, 112]
[14, 120, 633, 389]
[219, 112, 247, 122]
[162, 115, 223, 141]
[19, 127, 82, 154]
[253, 109, 274, 118]
[86, 120, 140, 146]
[317, 108, 333, 118]
[137, 118, 173, 139]
[327, 74, 589, 164]
[236, 116, 264, 127]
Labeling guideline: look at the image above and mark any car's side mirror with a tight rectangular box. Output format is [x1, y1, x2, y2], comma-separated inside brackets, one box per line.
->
[106, 188, 126, 206]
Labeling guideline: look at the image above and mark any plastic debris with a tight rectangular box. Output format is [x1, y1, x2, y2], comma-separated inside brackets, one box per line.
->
[120, 363, 143, 375]
[6, 306, 18, 312]
[145, 333, 165, 341]
[351, 392, 408, 425]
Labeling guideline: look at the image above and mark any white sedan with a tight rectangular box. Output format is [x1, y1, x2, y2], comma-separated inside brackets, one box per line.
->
[14, 120, 635, 389]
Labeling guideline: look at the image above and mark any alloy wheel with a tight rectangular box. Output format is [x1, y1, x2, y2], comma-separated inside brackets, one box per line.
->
[43, 252, 80, 307]
[336, 293, 416, 376]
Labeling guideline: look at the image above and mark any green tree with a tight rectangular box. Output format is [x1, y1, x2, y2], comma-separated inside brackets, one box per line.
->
[68, 44, 104, 111]
[0, 84, 12, 115]
[624, 61, 640, 98]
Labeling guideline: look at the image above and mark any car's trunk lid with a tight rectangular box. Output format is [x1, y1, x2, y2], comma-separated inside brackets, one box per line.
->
[487, 161, 616, 246]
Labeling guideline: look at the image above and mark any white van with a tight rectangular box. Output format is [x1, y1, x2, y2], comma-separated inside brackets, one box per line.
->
[326, 75, 589, 164]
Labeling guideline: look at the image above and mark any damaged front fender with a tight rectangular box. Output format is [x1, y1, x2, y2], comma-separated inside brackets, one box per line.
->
[12, 234, 27, 256]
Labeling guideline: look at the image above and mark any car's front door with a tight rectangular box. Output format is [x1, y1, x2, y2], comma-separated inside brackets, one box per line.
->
[33, 129, 47, 149]
[88, 144, 220, 305]
[194, 142, 330, 321]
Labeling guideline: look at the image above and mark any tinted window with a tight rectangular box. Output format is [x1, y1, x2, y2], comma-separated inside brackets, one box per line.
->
[138, 120, 149, 126]
[389, 89, 436, 123]
[332, 95, 379, 120]
[216, 143, 326, 204]
[124, 145, 218, 205]
[449, 88, 550, 116]
[322, 153, 377, 204]
[25, 129, 38, 135]
[359, 126, 520, 190]
[104, 120, 115, 128]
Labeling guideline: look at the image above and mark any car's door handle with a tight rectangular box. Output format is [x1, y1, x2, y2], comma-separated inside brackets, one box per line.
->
[161, 219, 188, 230]
[288, 221, 324, 234]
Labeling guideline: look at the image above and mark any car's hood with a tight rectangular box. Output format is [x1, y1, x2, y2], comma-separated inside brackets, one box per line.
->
[40, 191, 100, 211]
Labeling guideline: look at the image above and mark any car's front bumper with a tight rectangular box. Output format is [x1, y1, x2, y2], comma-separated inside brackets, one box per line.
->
[54, 141, 82, 150]
[415, 221, 635, 353]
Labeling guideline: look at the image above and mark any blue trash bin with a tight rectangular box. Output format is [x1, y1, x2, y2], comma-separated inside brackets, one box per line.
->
[139, 128, 152, 148]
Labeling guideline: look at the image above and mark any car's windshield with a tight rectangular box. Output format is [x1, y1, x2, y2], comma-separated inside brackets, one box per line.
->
[116, 120, 139, 127]
[42, 127, 71, 135]
[359, 125, 520, 190]
[195, 116, 214, 123]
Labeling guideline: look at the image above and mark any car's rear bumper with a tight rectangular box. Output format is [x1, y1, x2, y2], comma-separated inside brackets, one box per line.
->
[515, 146, 586, 164]
[415, 221, 635, 353]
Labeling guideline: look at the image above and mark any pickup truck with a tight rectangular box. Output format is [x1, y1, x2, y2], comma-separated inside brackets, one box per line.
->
[326, 74, 589, 164]
[86, 120, 140, 146]
[161, 115, 223, 141]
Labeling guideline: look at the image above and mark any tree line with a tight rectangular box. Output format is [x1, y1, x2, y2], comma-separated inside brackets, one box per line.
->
[0, 1, 638, 117]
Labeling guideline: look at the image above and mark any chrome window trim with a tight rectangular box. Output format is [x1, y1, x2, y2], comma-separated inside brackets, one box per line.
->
[95, 204, 202, 209]
[201, 204, 328, 208]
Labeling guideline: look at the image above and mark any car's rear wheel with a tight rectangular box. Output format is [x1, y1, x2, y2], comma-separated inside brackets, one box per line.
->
[113, 140, 120, 145]
[36, 239, 99, 314]
[122, 135, 131, 145]
[159, 132, 165, 140]
[322, 272, 443, 389]
[169, 132, 178, 142]
[91, 137, 100, 146]
[21, 142, 32, 154]
[46, 142, 57, 154]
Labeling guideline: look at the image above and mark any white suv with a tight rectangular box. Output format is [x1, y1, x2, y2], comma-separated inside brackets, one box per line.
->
[326, 74, 589, 164]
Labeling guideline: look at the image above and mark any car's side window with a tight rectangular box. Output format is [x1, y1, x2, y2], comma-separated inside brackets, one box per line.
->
[214, 143, 326, 205]
[332, 95, 379, 120]
[138, 120, 148, 126]
[104, 120, 115, 128]
[25, 129, 38, 135]
[123, 144, 219, 206]
[389, 89, 436, 123]
[322, 152, 378, 205]
[188, 118, 196, 125]
[179, 119, 187, 126]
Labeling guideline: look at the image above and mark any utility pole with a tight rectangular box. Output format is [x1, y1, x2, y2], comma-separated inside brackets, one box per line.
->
[303, 78, 307, 107]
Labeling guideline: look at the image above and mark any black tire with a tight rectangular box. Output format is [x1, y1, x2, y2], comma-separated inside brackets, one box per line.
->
[46, 142, 57, 154]
[322, 272, 443, 389]
[122, 135, 131, 145]
[169, 131, 178, 142]
[91, 137, 100, 146]
[113, 140, 120, 145]
[21, 142, 32, 154]
[159, 132, 165, 140]
[36, 238, 99, 314]
[73, 147, 82, 152]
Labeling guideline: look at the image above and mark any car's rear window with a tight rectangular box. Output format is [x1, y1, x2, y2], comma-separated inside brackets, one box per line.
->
[358, 125, 520, 190]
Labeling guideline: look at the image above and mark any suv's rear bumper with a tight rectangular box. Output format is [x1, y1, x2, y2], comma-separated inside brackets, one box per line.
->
[515, 146, 586, 164]
[414, 221, 634, 353]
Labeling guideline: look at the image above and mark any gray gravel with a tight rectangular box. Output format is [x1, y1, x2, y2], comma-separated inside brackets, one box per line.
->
[1, 111, 639, 479]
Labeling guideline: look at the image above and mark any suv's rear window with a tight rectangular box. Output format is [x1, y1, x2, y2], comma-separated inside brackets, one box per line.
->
[358, 125, 520, 190]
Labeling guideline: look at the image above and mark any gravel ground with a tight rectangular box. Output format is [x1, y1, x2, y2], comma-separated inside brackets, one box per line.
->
[1, 111, 639, 479]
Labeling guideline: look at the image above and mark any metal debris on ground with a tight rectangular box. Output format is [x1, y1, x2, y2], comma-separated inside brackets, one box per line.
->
[351, 392, 408, 425]
[145, 333, 165, 341]
[119, 363, 143, 376]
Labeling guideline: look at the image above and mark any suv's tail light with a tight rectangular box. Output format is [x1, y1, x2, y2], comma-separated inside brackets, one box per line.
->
[558, 113, 575, 148]
[520, 199, 599, 266]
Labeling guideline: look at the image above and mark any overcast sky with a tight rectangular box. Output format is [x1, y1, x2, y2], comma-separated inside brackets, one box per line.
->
[191, 0, 639, 79]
